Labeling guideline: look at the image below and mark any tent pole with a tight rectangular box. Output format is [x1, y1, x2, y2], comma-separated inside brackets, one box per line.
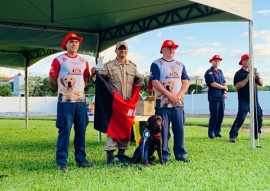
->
[95, 52, 102, 143]
[24, 60, 29, 129]
[249, 20, 255, 149]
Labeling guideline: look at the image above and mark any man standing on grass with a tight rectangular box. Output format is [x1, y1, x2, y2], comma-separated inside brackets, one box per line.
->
[229, 54, 263, 143]
[91, 41, 144, 166]
[204, 55, 227, 139]
[49, 32, 94, 172]
[150, 40, 190, 163]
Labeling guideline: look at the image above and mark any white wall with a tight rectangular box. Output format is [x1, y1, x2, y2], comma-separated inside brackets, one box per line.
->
[0, 97, 57, 116]
[184, 91, 270, 116]
[0, 91, 269, 116]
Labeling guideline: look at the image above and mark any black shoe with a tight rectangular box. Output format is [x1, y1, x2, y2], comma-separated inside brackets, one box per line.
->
[208, 135, 215, 139]
[215, 134, 222, 138]
[229, 138, 236, 143]
[76, 161, 94, 168]
[117, 149, 125, 156]
[106, 151, 115, 166]
[163, 159, 169, 164]
[176, 158, 190, 163]
[58, 165, 68, 173]
[255, 133, 261, 140]
[162, 156, 170, 164]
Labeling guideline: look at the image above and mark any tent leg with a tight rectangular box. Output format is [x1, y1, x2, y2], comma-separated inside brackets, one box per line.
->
[249, 20, 255, 148]
[95, 52, 102, 142]
[25, 61, 29, 129]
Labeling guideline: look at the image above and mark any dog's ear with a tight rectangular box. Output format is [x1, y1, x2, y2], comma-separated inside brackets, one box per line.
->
[156, 115, 162, 122]
[146, 115, 155, 128]
[146, 118, 150, 128]
[71, 76, 77, 86]
[60, 77, 67, 87]
[170, 80, 175, 90]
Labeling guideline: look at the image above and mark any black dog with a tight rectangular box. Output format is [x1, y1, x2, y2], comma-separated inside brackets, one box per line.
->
[116, 115, 164, 165]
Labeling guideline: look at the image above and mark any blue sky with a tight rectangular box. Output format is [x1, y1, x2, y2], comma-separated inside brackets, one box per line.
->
[1, 0, 270, 85]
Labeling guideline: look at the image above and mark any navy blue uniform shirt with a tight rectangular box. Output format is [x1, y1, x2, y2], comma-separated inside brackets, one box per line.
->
[234, 68, 259, 101]
[204, 67, 226, 102]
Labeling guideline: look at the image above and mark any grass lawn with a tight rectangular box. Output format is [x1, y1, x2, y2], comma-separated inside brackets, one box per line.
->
[1, 117, 270, 191]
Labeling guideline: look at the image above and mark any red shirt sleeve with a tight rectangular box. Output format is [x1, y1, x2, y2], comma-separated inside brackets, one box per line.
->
[84, 61, 90, 78]
[49, 58, 60, 77]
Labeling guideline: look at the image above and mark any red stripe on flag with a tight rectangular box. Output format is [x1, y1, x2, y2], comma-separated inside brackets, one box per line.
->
[107, 85, 140, 141]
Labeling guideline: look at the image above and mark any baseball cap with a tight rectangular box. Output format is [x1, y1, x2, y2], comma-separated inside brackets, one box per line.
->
[116, 41, 128, 49]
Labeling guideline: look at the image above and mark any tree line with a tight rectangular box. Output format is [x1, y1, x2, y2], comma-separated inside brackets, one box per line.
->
[0, 76, 269, 97]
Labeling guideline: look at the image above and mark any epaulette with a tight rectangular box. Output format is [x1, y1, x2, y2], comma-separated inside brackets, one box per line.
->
[104, 60, 112, 66]
[128, 60, 137, 67]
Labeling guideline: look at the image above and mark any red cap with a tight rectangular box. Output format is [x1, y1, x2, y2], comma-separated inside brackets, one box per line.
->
[61, 32, 83, 51]
[160, 40, 179, 53]
[209, 55, 223, 63]
[239, 54, 249, 65]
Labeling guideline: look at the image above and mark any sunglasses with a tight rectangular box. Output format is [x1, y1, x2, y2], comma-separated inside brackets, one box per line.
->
[118, 46, 127, 50]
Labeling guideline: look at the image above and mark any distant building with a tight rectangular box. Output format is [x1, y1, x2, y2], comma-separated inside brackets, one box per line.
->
[189, 76, 203, 86]
[0, 74, 25, 96]
[0, 77, 13, 84]
[12, 75, 24, 96]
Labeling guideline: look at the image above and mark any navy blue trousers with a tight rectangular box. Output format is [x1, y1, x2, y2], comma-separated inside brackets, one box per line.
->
[56, 102, 89, 166]
[208, 100, 225, 138]
[229, 100, 263, 139]
[156, 107, 187, 161]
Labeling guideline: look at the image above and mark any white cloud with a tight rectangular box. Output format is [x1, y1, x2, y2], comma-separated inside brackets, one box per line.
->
[155, 32, 162, 38]
[243, 30, 270, 43]
[100, 47, 116, 62]
[185, 36, 195, 40]
[100, 47, 144, 64]
[255, 10, 270, 15]
[127, 52, 144, 62]
[29, 68, 50, 77]
[188, 67, 207, 78]
[129, 37, 141, 43]
[254, 43, 270, 63]
[188, 42, 221, 47]
[0, 67, 23, 77]
[242, 32, 248, 37]
[254, 30, 270, 43]
[137, 62, 151, 75]
[223, 69, 237, 79]
[180, 47, 223, 56]
[225, 49, 247, 57]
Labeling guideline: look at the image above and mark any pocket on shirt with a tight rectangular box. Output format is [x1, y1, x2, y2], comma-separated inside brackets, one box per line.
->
[108, 68, 119, 83]
[126, 70, 135, 85]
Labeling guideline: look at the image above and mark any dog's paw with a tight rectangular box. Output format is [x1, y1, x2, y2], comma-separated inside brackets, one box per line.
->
[148, 156, 156, 164]
[142, 161, 149, 166]
[159, 160, 165, 164]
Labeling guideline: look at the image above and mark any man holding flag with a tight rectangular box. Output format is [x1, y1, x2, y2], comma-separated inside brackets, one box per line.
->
[92, 41, 143, 166]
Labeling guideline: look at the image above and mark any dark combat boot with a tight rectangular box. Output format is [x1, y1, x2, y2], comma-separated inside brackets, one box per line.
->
[106, 151, 114, 166]
[117, 149, 125, 156]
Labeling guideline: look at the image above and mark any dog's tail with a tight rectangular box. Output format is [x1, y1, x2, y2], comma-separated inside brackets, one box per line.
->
[115, 154, 132, 164]
[115, 146, 142, 165]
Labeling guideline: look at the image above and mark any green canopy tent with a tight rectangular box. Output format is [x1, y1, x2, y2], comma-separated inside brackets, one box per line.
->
[0, 0, 256, 147]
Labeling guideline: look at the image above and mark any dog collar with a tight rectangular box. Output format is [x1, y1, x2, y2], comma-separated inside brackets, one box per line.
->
[152, 132, 161, 137]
